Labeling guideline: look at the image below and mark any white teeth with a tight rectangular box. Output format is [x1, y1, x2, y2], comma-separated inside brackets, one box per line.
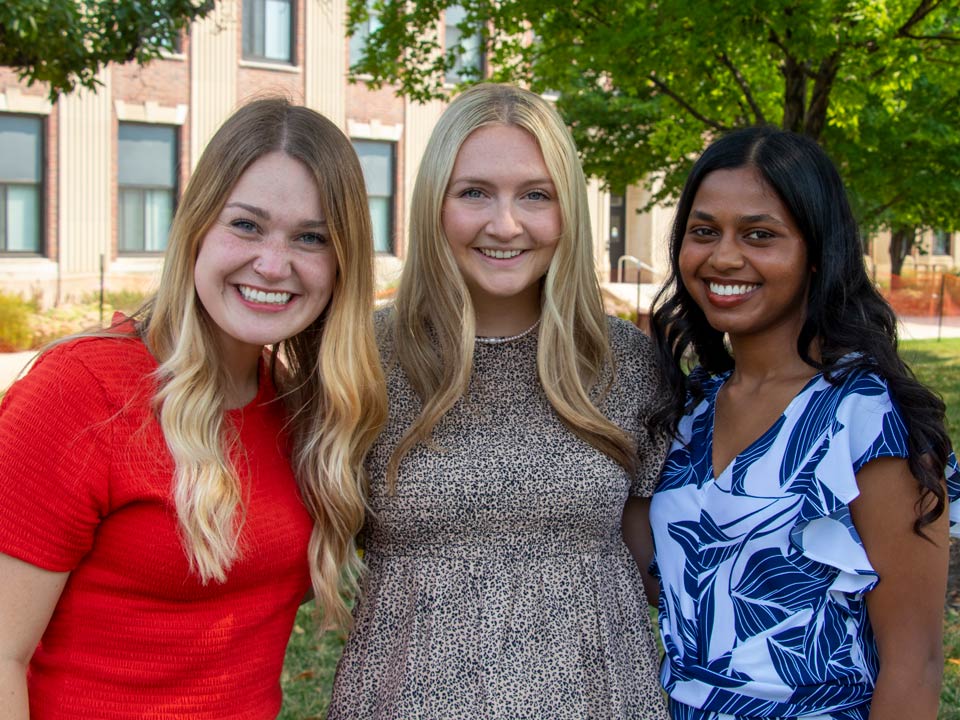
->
[478, 248, 523, 259]
[708, 282, 758, 297]
[238, 286, 292, 305]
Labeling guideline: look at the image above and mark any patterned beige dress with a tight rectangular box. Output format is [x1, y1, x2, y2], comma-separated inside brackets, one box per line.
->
[327, 314, 669, 720]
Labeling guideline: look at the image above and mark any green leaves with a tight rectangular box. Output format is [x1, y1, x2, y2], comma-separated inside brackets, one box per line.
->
[0, 0, 215, 99]
[347, 0, 960, 232]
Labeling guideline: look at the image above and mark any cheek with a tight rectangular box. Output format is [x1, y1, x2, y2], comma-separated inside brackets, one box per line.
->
[537, 234, 560, 266]
[677, 244, 700, 288]
[441, 208, 472, 248]
[538, 217, 562, 247]
[192, 242, 217, 294]
[309, 255, 338, 293]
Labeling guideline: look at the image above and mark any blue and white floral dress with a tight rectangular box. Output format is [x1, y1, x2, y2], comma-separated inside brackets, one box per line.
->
[650, 366, 960, 720]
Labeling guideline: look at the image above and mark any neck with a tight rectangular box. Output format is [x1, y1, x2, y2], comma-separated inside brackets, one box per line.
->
[728, 331, 820, 385]
[221, 349, 262, 410]
[472, 289, 541, 338]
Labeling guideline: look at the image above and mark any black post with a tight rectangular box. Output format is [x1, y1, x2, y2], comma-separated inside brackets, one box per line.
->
[937, 272, 945, 342]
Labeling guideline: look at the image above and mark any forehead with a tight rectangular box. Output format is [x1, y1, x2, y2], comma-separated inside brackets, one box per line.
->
[452, 124, 549, 173]
[231, 152, 317, 192]
[693, 166, 785, 208]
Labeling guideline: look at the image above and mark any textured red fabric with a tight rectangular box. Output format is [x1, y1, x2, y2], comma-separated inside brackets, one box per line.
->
[0, 334, 312, 719]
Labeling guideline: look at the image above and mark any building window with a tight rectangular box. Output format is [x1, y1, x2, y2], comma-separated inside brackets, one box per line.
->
[349, 0, 381, 69]
[0, 114, 43, 253]
[118, 123, 177, 253]
[933, 230, 952, 256]
[444, 4, 483, 84]
[243, 0, 293, 64]
[354, 140, 395, 254]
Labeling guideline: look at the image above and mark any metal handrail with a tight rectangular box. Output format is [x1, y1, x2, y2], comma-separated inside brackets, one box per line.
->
[617, 255, 657, 283]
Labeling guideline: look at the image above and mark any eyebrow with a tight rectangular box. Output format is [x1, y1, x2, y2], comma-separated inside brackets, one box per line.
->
[448, 176, 556, 186]
[224, 201, 326, 228]
[690, 209, 787, 226]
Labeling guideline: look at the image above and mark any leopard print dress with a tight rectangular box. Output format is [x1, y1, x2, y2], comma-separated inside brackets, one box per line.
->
[327, 314, 669, 720]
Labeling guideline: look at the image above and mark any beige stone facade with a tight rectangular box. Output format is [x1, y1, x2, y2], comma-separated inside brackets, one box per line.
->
[0, 0, 668, 308]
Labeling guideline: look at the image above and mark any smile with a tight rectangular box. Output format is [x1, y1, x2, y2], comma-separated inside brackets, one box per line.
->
[478, 248, 524, 259]
[237, 285, 293, 305]
[708, 282, 759, 297]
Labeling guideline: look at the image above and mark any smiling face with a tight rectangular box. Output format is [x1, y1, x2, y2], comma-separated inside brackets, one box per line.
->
[442, 123, 562, 335]
[194, 151, 337, 368]
[679, 166, 810, 345]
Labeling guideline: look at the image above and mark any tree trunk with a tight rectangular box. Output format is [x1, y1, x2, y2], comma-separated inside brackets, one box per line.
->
[781, 54, 806, 133]
[889, 226, 916, 280]
[803, 52, 840, 141]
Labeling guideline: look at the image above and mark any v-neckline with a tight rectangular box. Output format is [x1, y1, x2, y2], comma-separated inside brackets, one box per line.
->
[708, 372, 822, 481]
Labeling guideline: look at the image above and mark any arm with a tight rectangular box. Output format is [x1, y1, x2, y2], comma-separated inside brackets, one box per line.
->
[849, 457, 948, 720]
[622, 496, 659, 606]
[0, 553, 68, 720]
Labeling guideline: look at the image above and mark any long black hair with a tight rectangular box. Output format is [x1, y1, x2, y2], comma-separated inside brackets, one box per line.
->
[650, 126, 949, 532]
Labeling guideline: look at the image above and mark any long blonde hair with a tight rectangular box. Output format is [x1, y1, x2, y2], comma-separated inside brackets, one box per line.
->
[142, 98, 386, 628]
[387, 83, 635, 486]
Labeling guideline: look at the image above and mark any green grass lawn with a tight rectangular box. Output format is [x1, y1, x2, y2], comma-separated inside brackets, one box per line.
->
[905, 338, 960, 720]
[901, 338, 960, 444]
[280, 338, 960, 718]
[279, 606, 342, 719]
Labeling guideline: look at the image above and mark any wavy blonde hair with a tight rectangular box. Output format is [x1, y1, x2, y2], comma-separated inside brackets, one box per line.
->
[141, 98, 385, 628]
[387, 83, 635, 486]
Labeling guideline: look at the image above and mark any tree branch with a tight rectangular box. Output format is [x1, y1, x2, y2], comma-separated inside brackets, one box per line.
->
[769, 28, 807, 131]
[767, 27, 790, 56]
[896, 0, 944, 37]
[718, 51, 767, 124]
[865, 191, 908, 220]
[803, 51, 840, 140]
[648, 73, 729, 131]
[898, 31, 960, 42]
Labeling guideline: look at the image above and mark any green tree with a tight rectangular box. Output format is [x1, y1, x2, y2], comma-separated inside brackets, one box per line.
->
[0, 0, 215, 99]
[349, 0, 960, 271]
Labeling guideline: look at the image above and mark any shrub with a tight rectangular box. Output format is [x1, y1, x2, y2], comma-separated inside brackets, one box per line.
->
[0, 292, 35, 351]
[81, 289, 152, 316]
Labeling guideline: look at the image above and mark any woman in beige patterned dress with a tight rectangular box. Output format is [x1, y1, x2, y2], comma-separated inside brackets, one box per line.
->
[328, 83, 668, 720]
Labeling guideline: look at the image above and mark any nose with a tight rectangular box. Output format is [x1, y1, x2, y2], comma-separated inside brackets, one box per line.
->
[710, 233, 745, 271]
[485, 199, 523, 241]
[252, 236, 293, 281]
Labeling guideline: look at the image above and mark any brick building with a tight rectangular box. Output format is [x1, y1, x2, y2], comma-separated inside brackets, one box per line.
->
[1, 0, 674, 310]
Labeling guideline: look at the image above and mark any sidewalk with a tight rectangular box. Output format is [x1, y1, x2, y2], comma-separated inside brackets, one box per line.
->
[898, 316, 960, 341]
[0, 317, 957, 394]
[0, 351, 34, 393]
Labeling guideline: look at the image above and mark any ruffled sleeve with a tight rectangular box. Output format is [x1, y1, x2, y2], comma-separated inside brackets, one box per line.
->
[947, 452, 960, 537]
[788, 370, 910, 596]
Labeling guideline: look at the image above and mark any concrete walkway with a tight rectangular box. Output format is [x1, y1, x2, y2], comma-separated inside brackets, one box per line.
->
[0, 351, 35, 393]
[1, 317, 957, 394]
[897, 316, 960, 341]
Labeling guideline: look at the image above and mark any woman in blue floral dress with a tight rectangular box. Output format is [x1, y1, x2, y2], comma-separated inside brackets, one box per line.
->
[646, 127, 960, 720]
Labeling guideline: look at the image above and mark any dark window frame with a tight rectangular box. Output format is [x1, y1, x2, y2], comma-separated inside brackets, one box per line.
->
[349, 0, 380, 70]
[242, 0, 297, 65]
[117, 122, 179, 255]
[0, 113, 45, 255]
[933, 230, 952, 256]
[444, 4, 485, 85]
[353, 139, 396, 255]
